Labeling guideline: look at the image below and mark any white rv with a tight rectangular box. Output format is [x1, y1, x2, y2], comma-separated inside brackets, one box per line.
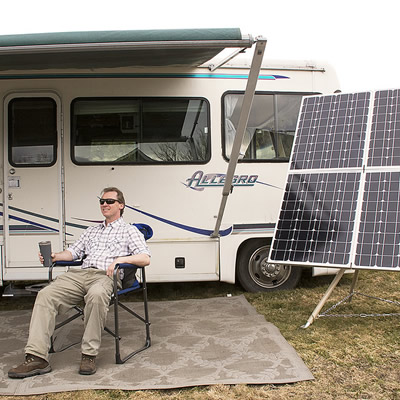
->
[0, 29, 340, 294]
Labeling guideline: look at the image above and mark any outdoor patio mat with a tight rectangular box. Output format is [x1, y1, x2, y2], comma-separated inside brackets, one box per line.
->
[0, 295, 313, 395]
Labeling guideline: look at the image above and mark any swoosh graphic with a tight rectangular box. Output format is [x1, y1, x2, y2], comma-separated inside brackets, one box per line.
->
[125, 205, 232, 237]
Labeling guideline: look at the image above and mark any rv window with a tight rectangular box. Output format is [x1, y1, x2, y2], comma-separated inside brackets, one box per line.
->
[71, 98, 210, 164]
[8, 98, 57, 167]
[223, 93, 304, 162]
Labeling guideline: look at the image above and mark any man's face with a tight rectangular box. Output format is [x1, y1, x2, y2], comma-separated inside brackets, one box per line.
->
[100, 191, 124, 222]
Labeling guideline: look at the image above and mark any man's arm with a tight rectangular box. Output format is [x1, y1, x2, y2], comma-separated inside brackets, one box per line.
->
[52, 250, 74, 262]
[106, 253, 150, 277]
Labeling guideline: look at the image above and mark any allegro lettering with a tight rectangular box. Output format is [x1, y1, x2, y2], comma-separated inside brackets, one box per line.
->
[185, 171, 258, 191]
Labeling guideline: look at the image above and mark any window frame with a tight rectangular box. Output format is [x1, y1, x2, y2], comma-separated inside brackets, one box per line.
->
[70, 96, 212, 166]
[8, 97, 58, 168]
[221, 91, 318, 163]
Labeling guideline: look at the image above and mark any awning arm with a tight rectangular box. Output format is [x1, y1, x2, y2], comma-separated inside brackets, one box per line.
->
[211, 37, 267, 238]
[207, 47, 247, 71]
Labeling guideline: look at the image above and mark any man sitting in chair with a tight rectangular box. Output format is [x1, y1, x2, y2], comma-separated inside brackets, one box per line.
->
[8, 187, 151, 379]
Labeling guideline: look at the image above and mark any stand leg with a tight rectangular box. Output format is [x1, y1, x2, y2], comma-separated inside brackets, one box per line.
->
[347, 270, 360, 303]
[301, 269, 345, 329]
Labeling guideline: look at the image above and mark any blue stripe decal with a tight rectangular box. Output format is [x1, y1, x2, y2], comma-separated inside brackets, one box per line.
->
[126, 204, 232, 237]
[9, 225, 47, 232]
[7, 204, 59, 224]
[0, 73, 290, 81]
[0, 210, 77, 235]
[8, 214, 59, 233]
[1, 207, 232, 237]
[1, 203, 88, 230]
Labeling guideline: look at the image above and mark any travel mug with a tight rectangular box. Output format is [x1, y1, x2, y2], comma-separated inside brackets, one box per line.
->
[39, 241, 52, 267]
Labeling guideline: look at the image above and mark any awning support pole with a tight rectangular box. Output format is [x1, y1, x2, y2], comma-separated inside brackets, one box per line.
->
[211, 38, 267, 238]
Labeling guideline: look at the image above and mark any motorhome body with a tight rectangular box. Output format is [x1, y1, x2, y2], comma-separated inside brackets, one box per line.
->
[0, 29, 340, 293]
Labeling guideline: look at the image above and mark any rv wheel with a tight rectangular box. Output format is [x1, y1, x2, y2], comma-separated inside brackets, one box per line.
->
[237, 239, 302, 292]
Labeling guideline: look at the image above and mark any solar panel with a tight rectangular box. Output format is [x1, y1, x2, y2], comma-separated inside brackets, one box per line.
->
[355, 171, 400, 269]
[272, 172, 361, 266]
[269, 89, 400, 272]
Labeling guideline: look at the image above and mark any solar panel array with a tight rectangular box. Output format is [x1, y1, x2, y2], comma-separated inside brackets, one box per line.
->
[269, 89, 400, 271]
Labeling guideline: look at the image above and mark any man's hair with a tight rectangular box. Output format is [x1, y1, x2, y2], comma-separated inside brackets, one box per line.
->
[101, 187, 125, 216]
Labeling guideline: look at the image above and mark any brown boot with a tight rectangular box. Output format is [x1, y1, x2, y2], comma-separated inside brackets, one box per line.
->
[79, 354, 96, 375]
[8, 354, 51, 379]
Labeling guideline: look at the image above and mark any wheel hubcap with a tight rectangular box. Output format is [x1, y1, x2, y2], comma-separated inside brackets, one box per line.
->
[248, 245, 292, 289]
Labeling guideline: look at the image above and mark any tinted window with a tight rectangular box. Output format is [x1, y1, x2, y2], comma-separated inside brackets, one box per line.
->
[72, 98, 210, 164]
[8, 98, 57, 166]
[223, 93, 305, 162]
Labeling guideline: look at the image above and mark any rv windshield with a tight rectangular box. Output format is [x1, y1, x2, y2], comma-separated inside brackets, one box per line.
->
[71, 97, 210, 164]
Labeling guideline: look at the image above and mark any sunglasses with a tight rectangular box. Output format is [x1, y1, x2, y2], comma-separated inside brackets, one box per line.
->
[99, 198, 120, 205]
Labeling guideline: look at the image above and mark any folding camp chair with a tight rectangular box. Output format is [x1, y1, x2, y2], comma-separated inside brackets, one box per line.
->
[48, 223, 152, 364]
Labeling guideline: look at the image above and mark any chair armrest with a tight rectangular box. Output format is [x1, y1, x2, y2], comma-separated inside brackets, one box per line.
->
[113, 263, 144, 293]
[54, 260, 84, 267]
[115, 263, 142, 270]
[49, 259, 85, 281]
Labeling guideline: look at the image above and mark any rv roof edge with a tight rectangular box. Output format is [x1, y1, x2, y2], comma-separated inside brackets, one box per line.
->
[211, 37, 267, 238]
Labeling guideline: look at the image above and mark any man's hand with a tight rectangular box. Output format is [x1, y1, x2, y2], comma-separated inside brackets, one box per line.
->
[106, 254, 150, 277]
[38, 252, 56, 265]
[106, 260, 118, 277]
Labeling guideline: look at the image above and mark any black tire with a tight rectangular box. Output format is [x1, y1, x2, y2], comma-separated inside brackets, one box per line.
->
[236, 239, 302, 292]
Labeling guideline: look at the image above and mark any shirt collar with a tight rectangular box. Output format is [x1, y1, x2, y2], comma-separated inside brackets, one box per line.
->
[102, 217, 124, 229]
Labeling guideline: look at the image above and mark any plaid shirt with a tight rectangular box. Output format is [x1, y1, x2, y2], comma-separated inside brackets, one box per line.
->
[67, 217, 150, 271]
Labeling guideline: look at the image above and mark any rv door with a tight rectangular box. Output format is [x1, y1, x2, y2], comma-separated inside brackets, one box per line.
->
[3, 93, 64, 280]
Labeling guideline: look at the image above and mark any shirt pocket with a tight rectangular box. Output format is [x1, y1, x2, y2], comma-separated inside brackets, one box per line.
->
[86, 238, 100, 253]
[107, 240, 125, 256]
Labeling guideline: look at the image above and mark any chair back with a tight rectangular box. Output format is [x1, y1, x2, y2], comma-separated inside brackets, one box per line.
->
[132, 223, 153, 241]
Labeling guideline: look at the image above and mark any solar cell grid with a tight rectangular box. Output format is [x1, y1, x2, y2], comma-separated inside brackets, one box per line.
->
[291, 92, 370, 171]
[368, 89, 400, 167]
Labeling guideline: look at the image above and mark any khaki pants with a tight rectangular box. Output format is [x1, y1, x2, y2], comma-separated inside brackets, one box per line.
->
[25, 268, 118, 361]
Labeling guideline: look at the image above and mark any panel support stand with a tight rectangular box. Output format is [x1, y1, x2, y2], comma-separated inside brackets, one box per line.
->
[301, 269, 345, 329]
[347, 269, 360, 303]
[302, 269, 400, 328]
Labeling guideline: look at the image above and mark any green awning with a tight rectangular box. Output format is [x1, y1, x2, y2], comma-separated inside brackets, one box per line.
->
[0, 28, 254, 71]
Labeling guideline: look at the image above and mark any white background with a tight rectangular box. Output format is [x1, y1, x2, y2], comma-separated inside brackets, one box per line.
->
[2, 0, 399, 92]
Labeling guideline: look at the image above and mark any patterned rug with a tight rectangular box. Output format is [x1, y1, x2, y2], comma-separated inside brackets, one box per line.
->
[0, 295, 313, 395]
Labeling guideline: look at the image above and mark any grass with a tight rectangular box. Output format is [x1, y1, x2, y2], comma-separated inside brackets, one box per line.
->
[1, 269, 400, 399]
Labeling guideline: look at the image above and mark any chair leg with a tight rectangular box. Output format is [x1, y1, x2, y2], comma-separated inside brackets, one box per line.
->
[49, 306, 84, 353]
[112, 268, 151, 364]
[142, 271, 151, 348]
[113, 302, 151, 364]
[114, 287, 122, 364]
